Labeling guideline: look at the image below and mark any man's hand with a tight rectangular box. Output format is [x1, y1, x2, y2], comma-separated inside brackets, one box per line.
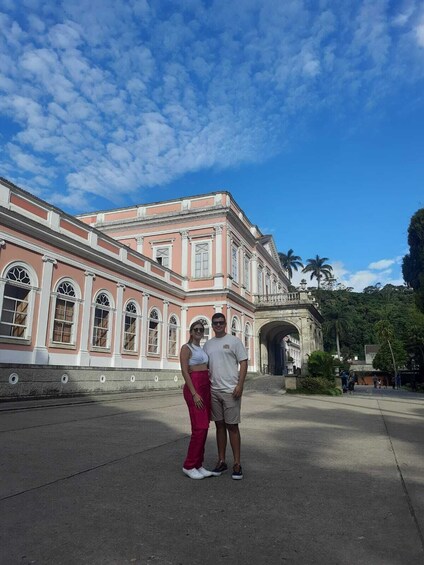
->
[232, 384, 243, 399]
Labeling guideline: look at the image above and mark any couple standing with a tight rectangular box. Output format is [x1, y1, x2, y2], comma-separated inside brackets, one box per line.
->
[179, 313, 248, 480]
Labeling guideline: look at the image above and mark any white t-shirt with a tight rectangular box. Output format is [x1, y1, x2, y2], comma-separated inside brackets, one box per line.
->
[203, 334, 248, 392]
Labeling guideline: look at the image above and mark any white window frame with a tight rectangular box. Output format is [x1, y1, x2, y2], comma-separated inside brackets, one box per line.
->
[147, 307, 161, 355]
[192, 240, 212, 279]
[50, 279, 80, 346]
[0, 263, 37, 341]
[231, 244, 239, 282]
[244, 254, 250, 290]
[153, 245, 172, 269]
[244, 322, 251, 362]
[167, 314, 179, 357]
[92, 291, 113, 350]
[123, 300, 140, 352]
[231, 316, 240, 338]
[257, 266, 263, 295]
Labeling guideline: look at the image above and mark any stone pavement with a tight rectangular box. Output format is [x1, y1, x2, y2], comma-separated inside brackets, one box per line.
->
[1, 378, 423, 565]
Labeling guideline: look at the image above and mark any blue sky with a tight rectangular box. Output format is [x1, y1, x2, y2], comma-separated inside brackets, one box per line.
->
[1, 0, 424, 291]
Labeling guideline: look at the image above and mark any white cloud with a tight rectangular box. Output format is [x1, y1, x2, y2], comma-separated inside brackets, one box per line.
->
[416, 22, 424, 47]
[368, 258, 395, 270]
[0, 1, 423, 207]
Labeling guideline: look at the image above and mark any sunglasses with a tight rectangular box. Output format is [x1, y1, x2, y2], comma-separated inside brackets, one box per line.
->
[212, 321, 225, 326]
[193, 327, 204, 333]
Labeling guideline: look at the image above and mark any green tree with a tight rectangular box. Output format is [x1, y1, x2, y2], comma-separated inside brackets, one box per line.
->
[278, 249, 303, 280]
[403, 208, 424, 312]
[307, 350, 335, 380]
[323, 299, 352, 359]
[302, 255, 333, 289]
[373, 320, 407, 376]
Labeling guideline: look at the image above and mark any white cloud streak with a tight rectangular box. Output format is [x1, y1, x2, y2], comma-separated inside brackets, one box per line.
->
[0, 1, 423, 207]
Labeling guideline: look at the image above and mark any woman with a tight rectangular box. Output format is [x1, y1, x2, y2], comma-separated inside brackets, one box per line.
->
[180, 321, 213, 479]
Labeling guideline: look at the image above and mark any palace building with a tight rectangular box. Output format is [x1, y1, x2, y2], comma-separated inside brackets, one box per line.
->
[0, 176, 323, 398]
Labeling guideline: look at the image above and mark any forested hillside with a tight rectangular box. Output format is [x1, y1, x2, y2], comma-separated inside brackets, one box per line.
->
[314, 285, 424, 371]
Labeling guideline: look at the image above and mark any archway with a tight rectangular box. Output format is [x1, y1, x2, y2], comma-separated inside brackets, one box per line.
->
[258, 320, 300, 375]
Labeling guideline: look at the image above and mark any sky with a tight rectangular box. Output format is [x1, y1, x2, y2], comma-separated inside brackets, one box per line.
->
[1, 0, 424, 291]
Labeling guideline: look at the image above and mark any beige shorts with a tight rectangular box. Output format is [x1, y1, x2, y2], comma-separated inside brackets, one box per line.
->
[211, 390, 241, 424]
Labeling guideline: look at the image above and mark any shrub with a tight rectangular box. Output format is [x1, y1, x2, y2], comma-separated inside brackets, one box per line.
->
[308, 351, 336, 380]
[295, 376, 341, 396]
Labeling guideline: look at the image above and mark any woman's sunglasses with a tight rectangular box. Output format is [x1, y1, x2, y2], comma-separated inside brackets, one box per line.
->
[193, 327, 204, 333]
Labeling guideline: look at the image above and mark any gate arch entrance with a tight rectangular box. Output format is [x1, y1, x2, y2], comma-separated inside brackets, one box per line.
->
[257, 320, 300, 375]
[253, 292, 324, 375]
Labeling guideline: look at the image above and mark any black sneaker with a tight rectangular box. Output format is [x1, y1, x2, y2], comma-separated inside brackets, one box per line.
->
[210, 461, 228, 476]
[232, 464, 243, 480]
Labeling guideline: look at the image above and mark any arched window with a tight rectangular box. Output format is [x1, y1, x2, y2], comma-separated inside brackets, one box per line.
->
[92, 292, 112, 348]
[168, 314, 179, 357]
[52, 281, 77, 344]
[190, 317, 210, 346]
[123, 301, 139, 352]
[231, 316, 240, 337]
[148, 308, 161, 354]
[244, 323, 252, 361]
[0, 265, 33, 339]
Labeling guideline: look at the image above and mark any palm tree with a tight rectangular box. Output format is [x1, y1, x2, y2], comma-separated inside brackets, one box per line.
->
[302, 255, 333, 289]
[324, 301, 351, 359]
[278, 249, 303, 280]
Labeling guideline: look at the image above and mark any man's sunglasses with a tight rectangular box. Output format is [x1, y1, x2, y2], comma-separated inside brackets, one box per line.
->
[193, 327, 205, 333]
[212, 321, 225, 326]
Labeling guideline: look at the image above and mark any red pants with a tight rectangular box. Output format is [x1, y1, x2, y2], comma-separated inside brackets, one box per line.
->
[183, 370, 211, 469]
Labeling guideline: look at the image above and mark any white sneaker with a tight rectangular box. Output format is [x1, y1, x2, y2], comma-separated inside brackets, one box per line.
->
[182, 467, 204, 479]
[197, 466, 214, 478]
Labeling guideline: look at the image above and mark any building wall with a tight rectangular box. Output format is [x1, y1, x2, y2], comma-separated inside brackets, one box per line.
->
[0, 178, 271, 397]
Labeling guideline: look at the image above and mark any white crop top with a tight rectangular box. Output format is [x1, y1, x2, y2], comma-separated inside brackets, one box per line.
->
[187, 343, 209, 366]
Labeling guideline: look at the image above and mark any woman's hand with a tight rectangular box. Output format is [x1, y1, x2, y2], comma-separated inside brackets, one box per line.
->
[192, 392, 204, 409]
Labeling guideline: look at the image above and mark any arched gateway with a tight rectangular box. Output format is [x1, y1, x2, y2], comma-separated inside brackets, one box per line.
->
[253, 291, 323, 375]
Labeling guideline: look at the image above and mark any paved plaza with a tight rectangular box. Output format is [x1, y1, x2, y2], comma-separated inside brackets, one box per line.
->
[1, 378, 424, 565]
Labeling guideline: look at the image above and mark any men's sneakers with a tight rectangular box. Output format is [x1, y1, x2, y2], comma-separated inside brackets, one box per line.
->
[210, 460, 228, 476]
[232, 464, 243, 480]
[197, 466, 214, 478]
[182, 467, 204, 480]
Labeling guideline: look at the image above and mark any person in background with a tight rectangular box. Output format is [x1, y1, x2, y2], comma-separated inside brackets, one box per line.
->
[203, 313, 248, 480]
[180, 321, 213, 480]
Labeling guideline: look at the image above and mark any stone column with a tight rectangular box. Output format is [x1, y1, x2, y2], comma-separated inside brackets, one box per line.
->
[78, 271, 95, 366]
[0, 240, 6, 310]
[112, 283, 125, 367]
[136, 236, 144, 254]
[213, 224, 224, 289]
[139, 292, 150, 366]
[33, 255, 57, 364]
[181, 305, 188, 345]
[181, 230, 189, 277]
[161, 300, 169, 368]
[251, 253, 258, 295]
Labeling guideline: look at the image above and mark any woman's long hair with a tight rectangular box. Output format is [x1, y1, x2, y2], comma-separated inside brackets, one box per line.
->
[188, 320, 203, 344]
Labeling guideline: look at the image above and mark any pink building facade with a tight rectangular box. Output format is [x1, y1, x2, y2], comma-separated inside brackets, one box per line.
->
[0, 177, 323, 398]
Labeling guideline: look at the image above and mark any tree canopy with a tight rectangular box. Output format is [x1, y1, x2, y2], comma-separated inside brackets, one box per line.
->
[403, 208, 424, 313]
[315, 285, 424, 375]
[278, 249, 303, 280]
[303, 255, 333, 288]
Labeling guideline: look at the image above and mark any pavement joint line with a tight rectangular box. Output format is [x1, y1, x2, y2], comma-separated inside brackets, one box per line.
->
[0, 402, 183, 434]
[377, 399, 424, 553]
[0, 434, 189, 503]
[0, 390, 182, 413]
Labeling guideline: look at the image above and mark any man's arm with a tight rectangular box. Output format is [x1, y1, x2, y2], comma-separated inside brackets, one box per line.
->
[232, 359, 248, 398]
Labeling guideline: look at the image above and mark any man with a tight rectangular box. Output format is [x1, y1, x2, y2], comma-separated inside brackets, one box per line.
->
[203, 313, 248, 480]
